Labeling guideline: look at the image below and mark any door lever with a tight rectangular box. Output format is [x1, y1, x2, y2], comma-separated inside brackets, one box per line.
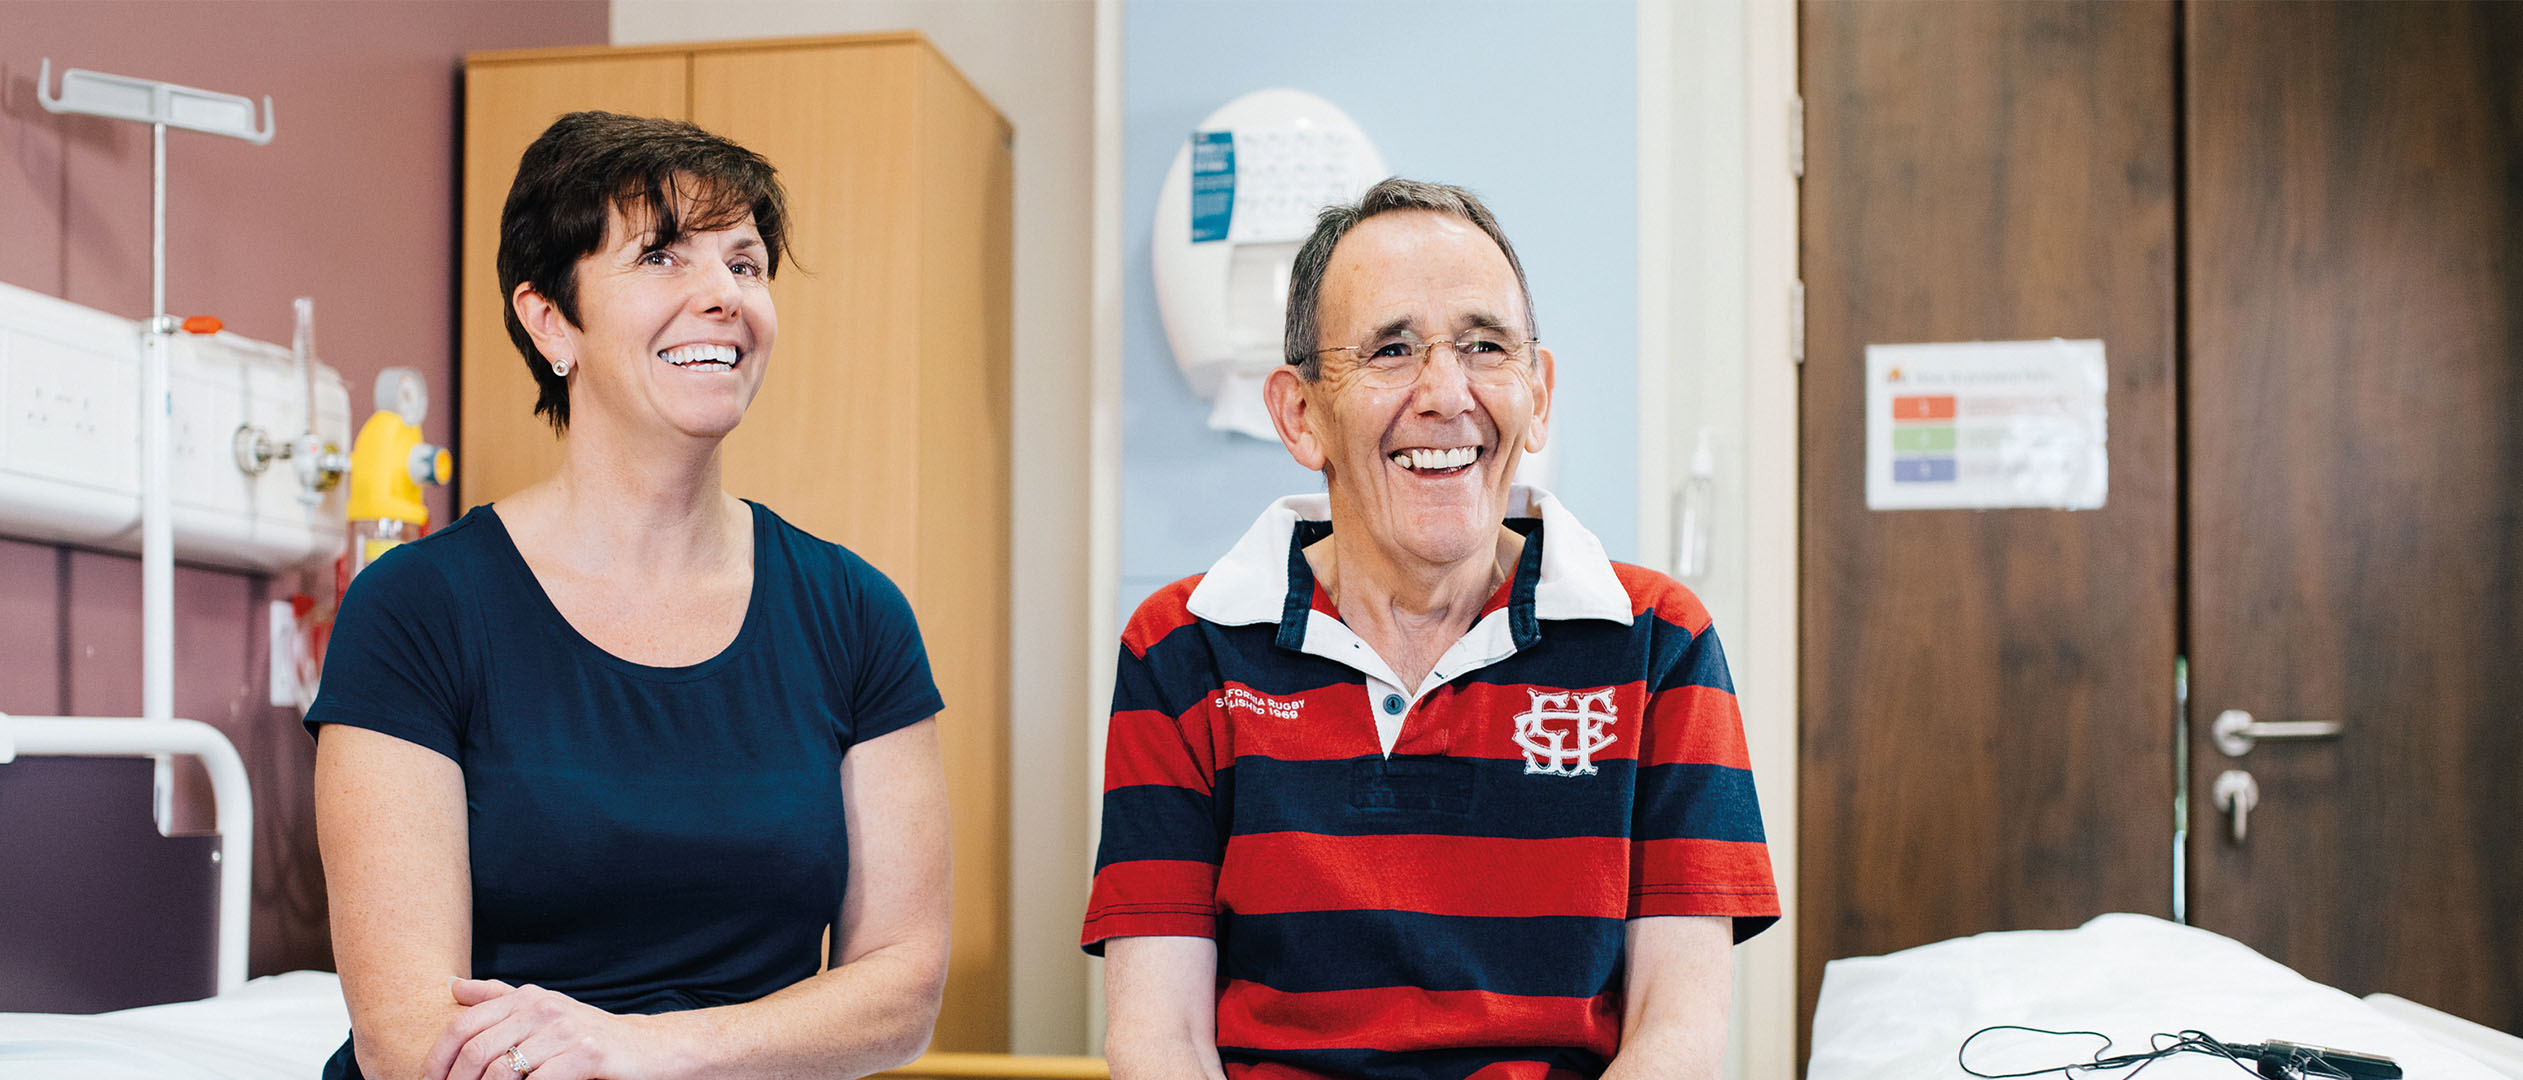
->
[2213, 769, 2259, 845]
[2213, 709, 2343, 757]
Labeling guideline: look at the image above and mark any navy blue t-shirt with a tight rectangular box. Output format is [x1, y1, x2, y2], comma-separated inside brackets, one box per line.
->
[305, 501, 942, 1079]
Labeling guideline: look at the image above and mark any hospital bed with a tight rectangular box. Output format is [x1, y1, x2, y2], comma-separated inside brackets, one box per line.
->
[0, 712, 1108, 1080]
[1811, 913, 2523, 1079]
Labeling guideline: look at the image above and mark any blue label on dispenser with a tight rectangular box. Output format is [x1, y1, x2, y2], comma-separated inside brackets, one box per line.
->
[1190, 131, 1235, 242]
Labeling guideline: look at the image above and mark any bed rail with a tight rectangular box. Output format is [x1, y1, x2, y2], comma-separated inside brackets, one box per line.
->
[0, 713, 253, 995]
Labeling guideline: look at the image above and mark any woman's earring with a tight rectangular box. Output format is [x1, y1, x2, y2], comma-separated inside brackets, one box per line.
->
[551, 357, 572, 377]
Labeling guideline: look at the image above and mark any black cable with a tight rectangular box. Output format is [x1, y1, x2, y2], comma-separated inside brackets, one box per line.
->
[1957, 1025, 2266, 1080]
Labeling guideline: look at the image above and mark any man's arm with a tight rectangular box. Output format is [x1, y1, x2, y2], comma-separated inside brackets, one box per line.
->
[1599, 915, 1735, 1080]
[1105, 936, 1230, 1080]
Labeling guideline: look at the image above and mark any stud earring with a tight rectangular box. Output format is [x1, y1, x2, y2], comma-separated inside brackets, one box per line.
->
[551, 357, 572, 377]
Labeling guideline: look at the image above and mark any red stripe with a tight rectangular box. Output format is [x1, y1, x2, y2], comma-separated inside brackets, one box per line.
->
[1614, 563, 1712, 633]
[1224, 1064, 1335, 1080]
[1123, 576, 1205, 657]
[1219, 983, 1618, 1057]
[1635, 685, 1749, 768]
[1206, 683, 1382, 762]
[1103, 708, 1219, 792]
[1429, 681, 1647, 764]
[1220, 833, 1627, 918]
[1083, 859, 1218, 946]
[1463, 1064, 1590, 1080]
[1627, 838, 1778, 917]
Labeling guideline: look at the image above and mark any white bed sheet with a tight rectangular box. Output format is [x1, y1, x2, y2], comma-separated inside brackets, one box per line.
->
[0, 970, 347, 1080]
[1810, 913, 2507, 1079]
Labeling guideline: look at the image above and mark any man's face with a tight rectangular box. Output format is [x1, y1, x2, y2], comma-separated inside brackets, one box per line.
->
[1266, 209, 1554, 572]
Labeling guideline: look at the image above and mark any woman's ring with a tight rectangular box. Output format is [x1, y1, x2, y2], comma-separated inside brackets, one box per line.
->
[505, 1046, 534, 1074]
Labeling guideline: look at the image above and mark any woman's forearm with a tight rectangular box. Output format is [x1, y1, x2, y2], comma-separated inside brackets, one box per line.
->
[640, 933, 949, 1080]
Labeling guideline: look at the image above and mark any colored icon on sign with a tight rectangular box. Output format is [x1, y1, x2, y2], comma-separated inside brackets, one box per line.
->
[1892, 394, 1957, 421]
[1893, 457, 1958, 483]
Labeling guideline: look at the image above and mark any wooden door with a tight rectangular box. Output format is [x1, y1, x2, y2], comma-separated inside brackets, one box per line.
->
[2185, 1, 2523, 1031]
[1797, 1, 2182, 1049]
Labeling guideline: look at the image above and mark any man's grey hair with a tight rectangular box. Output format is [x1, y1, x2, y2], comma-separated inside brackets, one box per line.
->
[1281, 177, 1538, 381]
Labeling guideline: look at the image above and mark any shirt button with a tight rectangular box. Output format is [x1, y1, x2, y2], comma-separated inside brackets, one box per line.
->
[1382, 693, 1405, 715]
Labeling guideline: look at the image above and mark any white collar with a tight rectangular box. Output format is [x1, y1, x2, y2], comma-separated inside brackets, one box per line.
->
[1184, 484, 1634, 631]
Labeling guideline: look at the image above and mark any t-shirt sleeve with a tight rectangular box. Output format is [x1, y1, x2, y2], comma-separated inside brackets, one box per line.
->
[838, 554, 945, 746]
[1080, 588, 1222, 954]
[1629, 618, 1782, 941]
[302, 544, 471, 761]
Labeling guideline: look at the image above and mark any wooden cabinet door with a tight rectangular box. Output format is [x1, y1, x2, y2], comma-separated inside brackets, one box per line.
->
[1796, 1, 2183, 1052]
[2185, 0, 2523, 1031]
[458, 55, 688, 509]
[693, 42, 1015, 1052]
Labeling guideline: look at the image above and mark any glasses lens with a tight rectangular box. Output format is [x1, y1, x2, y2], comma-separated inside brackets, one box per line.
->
[1353, 339, 1426, 387]
[1454, 330, 1530, 383]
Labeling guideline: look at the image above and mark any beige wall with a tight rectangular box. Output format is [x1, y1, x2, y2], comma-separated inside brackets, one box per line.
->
[610, 1, 1098, 1055]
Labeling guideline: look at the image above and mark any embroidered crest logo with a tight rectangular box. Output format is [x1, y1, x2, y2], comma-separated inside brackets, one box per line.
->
[1512, 688, 1619, 777]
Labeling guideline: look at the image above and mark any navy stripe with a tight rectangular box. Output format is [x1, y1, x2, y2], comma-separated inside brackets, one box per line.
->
[1129, 610, 1736, 718]
[1227, 755, 1634, 838]
[1125, 623, 1368, 717]
[1217, 756, 1766, 843]
[1507, 517, 1544, 650]
[1094, 784, 1220, 870]
[1220, 1044, 1608, 1080]
[1220, 909, 1620, 998]
[1636, 761, 1765, 843]
[1655, 622, 1735, 695]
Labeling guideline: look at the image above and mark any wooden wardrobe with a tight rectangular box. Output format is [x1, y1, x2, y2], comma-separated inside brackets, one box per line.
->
[456, 34, 1014, 1050]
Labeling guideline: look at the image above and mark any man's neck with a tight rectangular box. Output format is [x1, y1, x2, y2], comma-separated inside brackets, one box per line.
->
[1310, 527, 1524, 691]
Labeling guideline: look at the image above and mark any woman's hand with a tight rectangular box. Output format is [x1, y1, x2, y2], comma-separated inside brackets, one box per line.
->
[425, 978, 677, 1080]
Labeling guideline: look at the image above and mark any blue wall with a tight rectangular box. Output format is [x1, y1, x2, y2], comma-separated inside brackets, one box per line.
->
[1120, 0, 1639, 614]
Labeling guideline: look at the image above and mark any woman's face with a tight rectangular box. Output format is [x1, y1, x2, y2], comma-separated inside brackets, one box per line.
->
[558, 201, 776, 444]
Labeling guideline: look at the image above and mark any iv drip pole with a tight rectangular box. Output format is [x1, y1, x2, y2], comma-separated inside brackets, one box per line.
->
[33, 60, 274, 995]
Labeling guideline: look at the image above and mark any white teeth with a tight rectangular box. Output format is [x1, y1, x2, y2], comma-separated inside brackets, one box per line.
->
[1391, 447, 1479, 471]
[660, 344, 740, 370]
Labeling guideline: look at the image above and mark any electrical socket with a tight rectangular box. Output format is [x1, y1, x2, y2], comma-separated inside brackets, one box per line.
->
[0, 282, 350, 571]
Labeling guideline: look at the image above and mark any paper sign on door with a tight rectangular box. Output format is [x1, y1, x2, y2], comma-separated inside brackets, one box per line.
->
[1866, 338, 2108, 510]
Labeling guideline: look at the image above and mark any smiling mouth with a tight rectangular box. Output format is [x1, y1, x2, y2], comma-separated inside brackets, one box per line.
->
[1391, 446, 1480, 475]
[660, 343, 742, 372]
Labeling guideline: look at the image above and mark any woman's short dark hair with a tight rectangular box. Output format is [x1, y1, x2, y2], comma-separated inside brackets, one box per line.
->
[497, 110, 791, 431]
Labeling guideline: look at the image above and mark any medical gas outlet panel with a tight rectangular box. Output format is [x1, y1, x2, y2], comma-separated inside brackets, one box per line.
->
[1, 282, 350, 572]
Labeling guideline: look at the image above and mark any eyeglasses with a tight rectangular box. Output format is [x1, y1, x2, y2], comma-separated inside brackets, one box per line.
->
[1314, 328, 1540, 390]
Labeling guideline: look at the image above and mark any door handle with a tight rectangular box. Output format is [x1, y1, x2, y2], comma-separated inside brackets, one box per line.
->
[2213, 709, 2343, 757]
[2213, 769, 2260, 845]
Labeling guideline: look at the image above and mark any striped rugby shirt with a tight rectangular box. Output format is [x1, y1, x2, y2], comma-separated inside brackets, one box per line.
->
[1084, 488, 1779, 1080]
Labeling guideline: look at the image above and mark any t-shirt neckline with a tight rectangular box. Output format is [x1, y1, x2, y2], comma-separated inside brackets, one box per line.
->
[475, 500, 770, 682]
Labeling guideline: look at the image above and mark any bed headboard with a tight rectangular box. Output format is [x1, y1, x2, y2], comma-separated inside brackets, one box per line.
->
[0, 755, 220, 1012]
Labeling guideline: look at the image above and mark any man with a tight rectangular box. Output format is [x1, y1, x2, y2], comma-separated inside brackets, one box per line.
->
[1085, 178, 1777, 1080]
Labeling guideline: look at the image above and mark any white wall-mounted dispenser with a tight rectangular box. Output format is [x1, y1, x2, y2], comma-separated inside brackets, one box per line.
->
[1152, 89, 1387, 441]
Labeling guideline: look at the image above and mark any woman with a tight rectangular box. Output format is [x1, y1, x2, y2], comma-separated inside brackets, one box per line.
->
[310, 111, 949, 1080]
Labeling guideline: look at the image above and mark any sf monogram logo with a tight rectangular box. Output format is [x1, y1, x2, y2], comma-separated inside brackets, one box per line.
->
[1512, 688, 1619, 777]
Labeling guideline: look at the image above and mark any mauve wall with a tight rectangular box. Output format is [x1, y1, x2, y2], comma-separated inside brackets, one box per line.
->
[1, 0, 606, 976]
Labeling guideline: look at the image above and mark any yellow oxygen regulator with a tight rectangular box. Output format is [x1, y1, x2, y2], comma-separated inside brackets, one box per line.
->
[344, 366, 453, 577]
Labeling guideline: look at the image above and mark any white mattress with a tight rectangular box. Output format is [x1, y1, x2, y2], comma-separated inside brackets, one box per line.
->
[1810, 913, 2509, 1079]
[0, 970, 347, 1080]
